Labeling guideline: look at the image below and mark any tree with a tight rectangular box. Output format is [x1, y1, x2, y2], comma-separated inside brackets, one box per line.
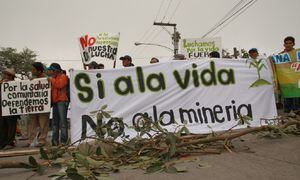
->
[0, 47, 37, 79]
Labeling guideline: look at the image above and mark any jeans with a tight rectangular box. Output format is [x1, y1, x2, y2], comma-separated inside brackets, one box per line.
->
[52, 101, 68, 145]
[283, 97, 300, 113]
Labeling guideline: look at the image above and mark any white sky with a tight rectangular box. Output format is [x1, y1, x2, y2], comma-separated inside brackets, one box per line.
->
[0, 0, 300, 70]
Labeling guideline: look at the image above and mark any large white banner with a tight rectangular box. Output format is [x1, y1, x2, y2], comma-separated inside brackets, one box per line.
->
[79, 32, 120, 68]
[70, 59, 277, 143]
[181, 37, 222, 59]
[1, 78, 51, 116]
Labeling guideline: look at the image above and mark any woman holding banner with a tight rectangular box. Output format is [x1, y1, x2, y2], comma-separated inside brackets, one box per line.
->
[0, 68, 20, 149]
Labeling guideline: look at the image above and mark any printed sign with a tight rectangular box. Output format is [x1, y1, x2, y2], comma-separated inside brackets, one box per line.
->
[1, 78, 51, 116]
[70, 59, 277, 143]
[79, 32, 120, 67]
[181, 37, 222, 59]
[272, 48, 300, 98]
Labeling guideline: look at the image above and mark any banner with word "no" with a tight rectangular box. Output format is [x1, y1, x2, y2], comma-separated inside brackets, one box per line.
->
[79, 32, 120, 68]
[70, 58, 277, 143]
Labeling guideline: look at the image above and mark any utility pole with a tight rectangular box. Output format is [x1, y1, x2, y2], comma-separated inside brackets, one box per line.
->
[153, 22, 181, 56]
[233, 47, 238, 59]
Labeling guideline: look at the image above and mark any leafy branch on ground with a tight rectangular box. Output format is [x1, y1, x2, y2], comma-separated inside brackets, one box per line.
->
[0, 106, 299, 179]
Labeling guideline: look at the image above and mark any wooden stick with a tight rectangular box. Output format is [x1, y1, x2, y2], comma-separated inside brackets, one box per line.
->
[177, 121, 300, 148]
[0, 161, 29, 169]
[0, 149, 40, 158]
[0, 146, 76, 158]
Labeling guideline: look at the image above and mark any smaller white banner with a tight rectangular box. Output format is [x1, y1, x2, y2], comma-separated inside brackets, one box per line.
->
[1, 78, 51, 116]
[79, 32, 120, 68]
[181, 37, 222, 59]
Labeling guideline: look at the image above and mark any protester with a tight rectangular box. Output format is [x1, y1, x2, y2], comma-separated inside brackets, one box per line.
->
[0, 68, 20, 149]
[99, 63, 105, 69]
[279, 36, 300, 113]
[150, 57, 159, 64]
[209, 51, 220, 58]
[173, 54, 186, 60]
[248, 48, 259, 59]
[46, 66, 55, 77]
[120, 55, 135, 67]
[28, 62, 50, 147]
[48, 63, 69, 146]
[88, 61, 100, 70]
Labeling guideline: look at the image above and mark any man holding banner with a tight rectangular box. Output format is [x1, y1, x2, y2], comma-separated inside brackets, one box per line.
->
[272, 36, 300, 113]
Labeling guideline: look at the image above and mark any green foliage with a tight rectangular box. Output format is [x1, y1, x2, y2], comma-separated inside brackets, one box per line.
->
[40, 147, 49, 160]
[36, 105, 299, 179]
[0, 47, 37, 79]
[29, 156, 38, 167]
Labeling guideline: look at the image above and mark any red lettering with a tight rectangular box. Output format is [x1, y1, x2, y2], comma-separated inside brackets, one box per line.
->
[80, 35, 96, 49]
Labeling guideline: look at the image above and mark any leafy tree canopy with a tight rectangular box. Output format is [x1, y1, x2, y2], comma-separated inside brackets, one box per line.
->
[0, 47, 37, 79]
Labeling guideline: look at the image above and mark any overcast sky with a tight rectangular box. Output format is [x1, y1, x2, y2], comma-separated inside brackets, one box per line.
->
[0, 0, 299, 70]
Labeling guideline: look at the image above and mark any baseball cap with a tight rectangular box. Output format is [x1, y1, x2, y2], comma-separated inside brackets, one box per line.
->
[248, 48, 258, 54]
[120, 55, 132, 61]
[48, 63, 62, 71]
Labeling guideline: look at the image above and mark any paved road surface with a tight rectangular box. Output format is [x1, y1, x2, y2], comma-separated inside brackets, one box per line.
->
[0, 134, 299, 180]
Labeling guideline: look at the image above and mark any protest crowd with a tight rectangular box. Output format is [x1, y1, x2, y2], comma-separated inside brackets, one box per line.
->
[0, 36, 299, 150]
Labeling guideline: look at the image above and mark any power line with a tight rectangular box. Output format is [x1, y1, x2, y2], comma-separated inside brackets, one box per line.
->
[206, 0, 245, 34]
[131, 0, 166, 55]
[133, 27, 160, 57]
[202, 0, 256, 38]
[161, 0, 173, 22]
[155, 0, 165, 21]
[134, 28, 165, 57]
[202, 0, 247, 38]
[211, 0, 257, 37]
[149, 28, 165, 43]
[217, 0, 246, 25]
[168, 0, 183, 22]
[130, 24, 154, 54]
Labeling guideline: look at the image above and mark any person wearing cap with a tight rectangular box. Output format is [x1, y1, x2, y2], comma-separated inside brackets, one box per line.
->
[46, 66, 55, 77]
[248, 48, 259, 59]
[98, 63, 105, 69]
[209, 51, 220, 58]
[0, 68, 20, 149]
[27, 62, 50, 147]
[47, 63, 69, 146]
[88, 61, 100, 70]
[120, 55, 135, 67]
[150, 57, 159, 64]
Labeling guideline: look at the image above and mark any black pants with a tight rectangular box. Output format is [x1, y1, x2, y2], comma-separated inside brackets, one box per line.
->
[0, 116, 17, 149]
[283, 97, 300, 113]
